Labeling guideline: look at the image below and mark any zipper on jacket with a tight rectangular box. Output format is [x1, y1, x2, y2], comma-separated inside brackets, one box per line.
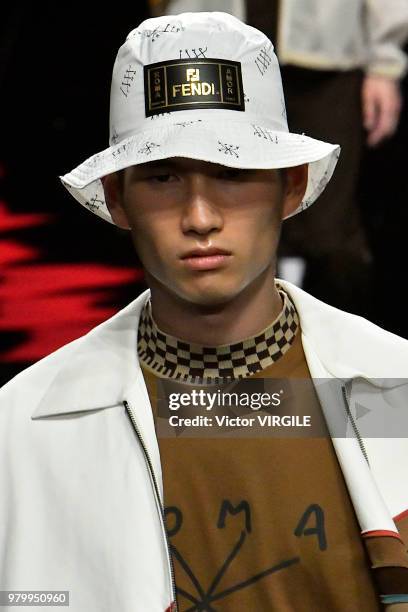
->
[123, 400, 178, 612]
[340, 384, 370, 466]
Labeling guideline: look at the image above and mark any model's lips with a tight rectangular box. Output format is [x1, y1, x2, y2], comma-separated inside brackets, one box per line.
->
[180, 248, 232, 271]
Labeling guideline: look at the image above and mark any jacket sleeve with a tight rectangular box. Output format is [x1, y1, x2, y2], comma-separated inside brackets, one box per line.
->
[364, 0, 408, 78]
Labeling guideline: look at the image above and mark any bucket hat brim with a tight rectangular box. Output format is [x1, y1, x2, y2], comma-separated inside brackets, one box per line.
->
[60, 118, 340, 223]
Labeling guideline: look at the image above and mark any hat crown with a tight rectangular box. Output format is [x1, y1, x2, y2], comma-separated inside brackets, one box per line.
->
[61, 11, 340, 225]
[109, 12, 288, 146]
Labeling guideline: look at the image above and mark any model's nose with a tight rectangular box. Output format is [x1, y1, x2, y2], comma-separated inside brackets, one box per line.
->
[180, 176, 224, 236]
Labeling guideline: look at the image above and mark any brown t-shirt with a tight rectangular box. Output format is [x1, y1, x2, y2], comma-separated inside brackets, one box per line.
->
[141, 331, 408, 610]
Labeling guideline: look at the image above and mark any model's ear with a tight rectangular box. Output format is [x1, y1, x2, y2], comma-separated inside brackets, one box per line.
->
[102, 173, 131, 230]
[281, 164, 309, 219]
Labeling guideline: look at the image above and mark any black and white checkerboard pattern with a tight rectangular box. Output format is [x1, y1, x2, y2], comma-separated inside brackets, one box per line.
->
[137, 287, 299, 382]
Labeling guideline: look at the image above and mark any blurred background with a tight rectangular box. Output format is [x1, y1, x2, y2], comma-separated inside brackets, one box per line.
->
[1, 1, 408, 385]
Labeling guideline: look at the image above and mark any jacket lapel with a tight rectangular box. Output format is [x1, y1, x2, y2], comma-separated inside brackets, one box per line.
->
[31, 290, 150, 419]
[278, 280, 408, 534]
[30, 289, 164, 493]
[277, 279, 408, 382]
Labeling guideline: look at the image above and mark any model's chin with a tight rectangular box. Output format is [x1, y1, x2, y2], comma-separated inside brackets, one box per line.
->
[146, 265, 258, 308]
[174, 274, 249, 307]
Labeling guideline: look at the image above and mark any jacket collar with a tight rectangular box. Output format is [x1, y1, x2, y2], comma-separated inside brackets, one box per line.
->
[277, 280, 408, 383]
[31, 290, 150, 419]
[31, 280, 408, 419]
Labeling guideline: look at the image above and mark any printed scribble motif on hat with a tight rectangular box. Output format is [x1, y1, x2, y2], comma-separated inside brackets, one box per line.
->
[120, 65, 137, 98]
[112, 143, 129, 158]
[179, 47, 207, 59]
[255, 43, 273, 76]
[175, 119, 203, 128]
[87, 194, 104, 212]
[85, 154, 102, 168]
[300, 168, 330, 212]
[316, 170, 330, 195]
[138, 142, 160, 156]
[252, 125, 279, 144]
[133, 22, 185, 43]
[218, 142, 240, 158]
[280, 95, 287, 120]
[111, 127, 119, 144]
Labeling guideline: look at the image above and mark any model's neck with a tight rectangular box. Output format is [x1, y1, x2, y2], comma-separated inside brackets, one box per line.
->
[147, 269, 283, 346]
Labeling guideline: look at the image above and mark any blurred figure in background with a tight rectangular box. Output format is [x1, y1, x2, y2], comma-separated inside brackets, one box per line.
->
[157, 0, 408, 316]
[151, 0, 244, 18]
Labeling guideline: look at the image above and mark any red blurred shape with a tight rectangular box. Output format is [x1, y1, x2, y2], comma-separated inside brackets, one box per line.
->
[1, 201, 143, 363]
[0, 264, 142, 298]
[1, 240, 41, 265]
[0, 201, 52, 231]
[1, 263, 143, 362]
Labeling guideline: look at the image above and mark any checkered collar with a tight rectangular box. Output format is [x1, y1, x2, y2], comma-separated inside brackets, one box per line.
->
[137, 286, 299, 381]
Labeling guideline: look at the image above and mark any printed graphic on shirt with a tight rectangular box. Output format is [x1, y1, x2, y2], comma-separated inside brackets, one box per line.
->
[144, 58, 245, 117]
[164, 499, 326, 610]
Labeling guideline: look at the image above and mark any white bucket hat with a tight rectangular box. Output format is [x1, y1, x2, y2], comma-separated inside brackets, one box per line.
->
[60, 11, 340, 223]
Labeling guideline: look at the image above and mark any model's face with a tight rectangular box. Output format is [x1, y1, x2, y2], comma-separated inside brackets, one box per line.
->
[104, 158, 306, 306]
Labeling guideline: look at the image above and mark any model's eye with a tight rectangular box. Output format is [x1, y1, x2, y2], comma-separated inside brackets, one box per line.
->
[151, 173, 173, 182]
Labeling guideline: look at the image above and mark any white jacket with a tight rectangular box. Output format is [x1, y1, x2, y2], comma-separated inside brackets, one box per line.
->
[1, 280, 408, 611]
[166, 0, 408, 78]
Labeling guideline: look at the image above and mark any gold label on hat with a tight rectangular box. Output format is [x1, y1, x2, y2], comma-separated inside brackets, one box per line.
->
[144, 58, 245, 117]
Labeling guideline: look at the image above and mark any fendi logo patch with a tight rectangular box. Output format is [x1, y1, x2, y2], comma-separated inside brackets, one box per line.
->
[144, 58, 245, 117]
